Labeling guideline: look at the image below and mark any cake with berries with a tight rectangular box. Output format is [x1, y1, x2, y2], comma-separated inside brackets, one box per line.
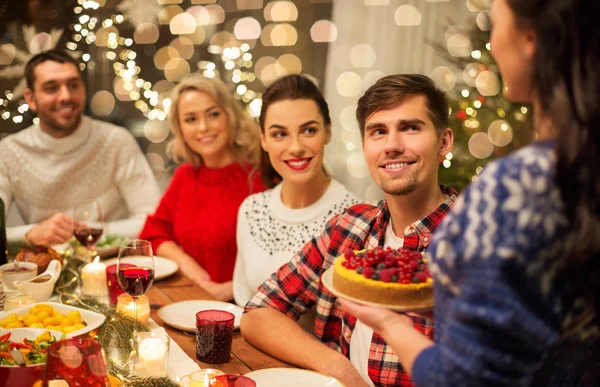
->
[332, 247, 433, 307]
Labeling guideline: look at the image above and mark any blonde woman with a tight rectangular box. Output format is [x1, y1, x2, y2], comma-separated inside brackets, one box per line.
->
[140, 76, 265, 301]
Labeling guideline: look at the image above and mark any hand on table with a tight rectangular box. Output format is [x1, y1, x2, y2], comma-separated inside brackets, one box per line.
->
[25, 212, 76, 245]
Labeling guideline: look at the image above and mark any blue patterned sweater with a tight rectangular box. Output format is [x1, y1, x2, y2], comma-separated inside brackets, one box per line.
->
[412, 141, 599, 386]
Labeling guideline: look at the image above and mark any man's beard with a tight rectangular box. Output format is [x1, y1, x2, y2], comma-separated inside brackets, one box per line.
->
[39, 110, 82, 135]
[379, 173, 419, 196]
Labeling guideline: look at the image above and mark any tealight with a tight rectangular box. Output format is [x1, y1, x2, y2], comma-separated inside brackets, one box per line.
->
[116, 293, 150, 323]
[135, 332, 170, 378]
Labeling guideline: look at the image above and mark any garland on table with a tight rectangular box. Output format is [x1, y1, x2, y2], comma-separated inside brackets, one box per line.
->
[55, 255, 180, 387]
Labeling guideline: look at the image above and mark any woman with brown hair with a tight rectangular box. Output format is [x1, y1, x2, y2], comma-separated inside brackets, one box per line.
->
[140, 76, 265, 301]
[233, 75, 358, 306]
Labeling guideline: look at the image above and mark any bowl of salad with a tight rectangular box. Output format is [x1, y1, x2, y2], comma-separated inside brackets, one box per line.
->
[0, 328, 63, 386]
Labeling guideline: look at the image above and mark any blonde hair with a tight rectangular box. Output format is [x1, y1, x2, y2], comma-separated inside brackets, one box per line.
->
[167, 75, 261, 169]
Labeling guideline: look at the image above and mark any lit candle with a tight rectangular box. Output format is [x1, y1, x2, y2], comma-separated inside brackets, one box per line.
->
[136, 336, 169, 377]
[4, 294, 35, 311]
[187, 369, 226, 387]
[81, 256, 108, 297]
[116, 293, 150, 323]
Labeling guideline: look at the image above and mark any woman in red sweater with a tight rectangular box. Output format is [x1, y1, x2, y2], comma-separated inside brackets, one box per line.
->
[140, 76, 265, 300]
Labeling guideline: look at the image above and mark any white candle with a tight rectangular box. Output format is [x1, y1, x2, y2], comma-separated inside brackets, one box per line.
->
[136, 337, 168, 377]
[81, 256, 108, 296]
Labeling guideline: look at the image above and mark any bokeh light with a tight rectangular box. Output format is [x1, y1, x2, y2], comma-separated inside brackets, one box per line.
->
[261, 23, 297, 46]
[487, 120, 513, 147]
[154, 46, 179, 70]
[468, 132, 494, 159]
[90, 90, 115, 116]
[164, 58, 191, 82]
[183, 25, 206, 44]
[187, 6, 211, 25]
[310, 20, 337, 42]
[394, 5, 422, 26]
[276, 53, 302, 75]
[350, 44, 376, 68]
[134, 23, 159, 44]
[447, 33, 472, 57]
[234, 17, 262, 40]
[144, 119, 170, 143]
[476, 11, 490, 31]
[205, 4, 226, 24]
[170, 37, 194, 59]
[431, 66, 456, 91]
[462, 63, 480, 87]
[336, 72, 363, 98]
[170, 12, 196, 34]
[159, 5, 184, 25]
[264, 1, 298, 22]
[475, 71, 501, 96]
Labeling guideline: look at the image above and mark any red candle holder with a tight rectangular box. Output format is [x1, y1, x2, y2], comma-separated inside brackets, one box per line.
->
[212, 374, 257, 387]
[106, 263, 135, 305]
[44, 338, 109, 387]
[195, 310, 235, 364]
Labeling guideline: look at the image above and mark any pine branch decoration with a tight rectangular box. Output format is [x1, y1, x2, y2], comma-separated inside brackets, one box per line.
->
[54, 257, 179, 387]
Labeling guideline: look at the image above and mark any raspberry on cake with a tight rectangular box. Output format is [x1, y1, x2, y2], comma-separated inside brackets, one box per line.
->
[332, 247, 433, 308]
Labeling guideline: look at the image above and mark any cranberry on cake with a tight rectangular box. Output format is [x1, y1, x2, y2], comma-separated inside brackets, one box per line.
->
[332, 247, 433, 308]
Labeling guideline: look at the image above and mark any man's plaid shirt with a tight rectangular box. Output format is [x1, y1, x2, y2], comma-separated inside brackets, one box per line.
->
[245, 186, 458, 387]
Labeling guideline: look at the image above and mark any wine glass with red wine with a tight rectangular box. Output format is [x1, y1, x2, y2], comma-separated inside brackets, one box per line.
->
[116, 239, 155, 340]
[73, 201, 104, 262]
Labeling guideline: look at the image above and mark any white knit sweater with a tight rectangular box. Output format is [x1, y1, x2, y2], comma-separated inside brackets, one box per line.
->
[233, 179, 359, 306]
[0, 116, 161, 241]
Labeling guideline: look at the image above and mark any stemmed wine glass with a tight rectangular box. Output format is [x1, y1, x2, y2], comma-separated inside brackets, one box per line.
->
[116, 239, 155, 339]
[73, 201, 104, 262]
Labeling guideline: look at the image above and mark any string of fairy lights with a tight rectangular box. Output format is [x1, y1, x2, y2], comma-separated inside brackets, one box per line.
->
[1, 0, 266, 125]
[0, 0, 530, 189]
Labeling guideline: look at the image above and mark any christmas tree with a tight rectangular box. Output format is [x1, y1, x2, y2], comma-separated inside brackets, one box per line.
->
[434, 14, 534, 191]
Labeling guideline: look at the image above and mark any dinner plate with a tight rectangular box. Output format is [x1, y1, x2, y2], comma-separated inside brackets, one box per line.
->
[321, 267, 433, 313]
[102, 256, 179, 281]
[0, 302, 106, 338]
[157, 300, 243, 332]
[244, 368, 345, 387]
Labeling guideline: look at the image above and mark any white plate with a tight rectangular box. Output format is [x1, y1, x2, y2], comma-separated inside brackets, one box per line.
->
[102, 256, 179, 281]
[321, 268, 433, 313]
[0, 302, 106, 338]
[158, 300, 243, 332]
[245, 368, 345, 387]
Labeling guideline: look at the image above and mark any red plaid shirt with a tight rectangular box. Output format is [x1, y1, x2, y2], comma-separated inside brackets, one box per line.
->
[245, 186, 458, 387]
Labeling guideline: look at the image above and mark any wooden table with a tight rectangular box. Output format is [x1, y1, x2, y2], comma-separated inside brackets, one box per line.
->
[146, 271, 291, 375]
